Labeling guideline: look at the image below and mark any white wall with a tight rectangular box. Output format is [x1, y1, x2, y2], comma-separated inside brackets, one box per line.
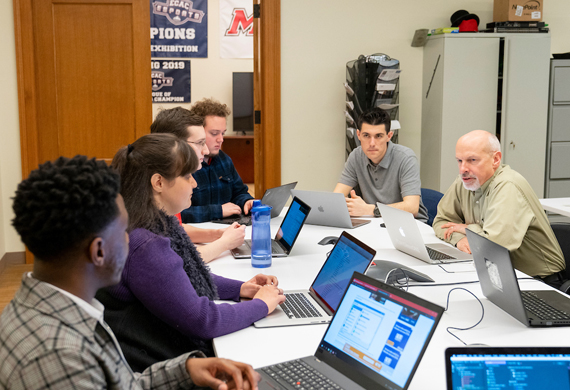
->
[0, 0, 24, 257]
[281, 0, 570, 191]
[152, 0, 253, 133]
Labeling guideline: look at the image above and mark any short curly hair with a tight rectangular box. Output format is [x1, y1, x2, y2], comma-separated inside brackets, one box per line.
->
[189, 97, 231, 119]
[12, 155, 121, 260]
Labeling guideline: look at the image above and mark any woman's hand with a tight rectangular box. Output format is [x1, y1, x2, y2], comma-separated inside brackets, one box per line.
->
[240, 274, 279, 298]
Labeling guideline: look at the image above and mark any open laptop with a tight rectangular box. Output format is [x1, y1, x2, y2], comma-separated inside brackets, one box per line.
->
[378, 203, 472, 264]
[257, 272, 444, 390]
[212, 182, 297, 225]
[466, 229, 570, 327]
[446, 346, 570, 389]
[290, 189, 370, 229]
[231, 196, 310, 259]
[253, 231, 376, 328]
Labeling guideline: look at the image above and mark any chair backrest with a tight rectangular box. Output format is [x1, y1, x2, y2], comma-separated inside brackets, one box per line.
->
[421, 188, 444, 226]
[550, 223, 570, 280]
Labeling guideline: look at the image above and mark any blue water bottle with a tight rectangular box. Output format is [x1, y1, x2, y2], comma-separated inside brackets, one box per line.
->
[251, 200, 272, 268]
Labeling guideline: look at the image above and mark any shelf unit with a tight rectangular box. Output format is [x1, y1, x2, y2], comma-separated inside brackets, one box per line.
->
[545, 59, 570, 197]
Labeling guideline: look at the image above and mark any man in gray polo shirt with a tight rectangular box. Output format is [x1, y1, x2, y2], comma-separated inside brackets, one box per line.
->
[334, 107, 428, 222]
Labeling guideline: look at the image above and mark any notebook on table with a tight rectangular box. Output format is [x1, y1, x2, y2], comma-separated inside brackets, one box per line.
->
[446, 346, 570, 389]
[378, 203, 472, 264]
[257, 272, 444, 390]
[253, 231, 376, 328]
[212, 182, 298, 226]
[230, 196, 310, 259]
[290, 189, 370, 229]
[466, 229, 570, 327]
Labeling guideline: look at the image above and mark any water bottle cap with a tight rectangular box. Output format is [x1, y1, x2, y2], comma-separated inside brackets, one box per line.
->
[251, 200, 272, 213]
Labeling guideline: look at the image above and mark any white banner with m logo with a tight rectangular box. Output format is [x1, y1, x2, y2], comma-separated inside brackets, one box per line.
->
[220, 0, 253, 58]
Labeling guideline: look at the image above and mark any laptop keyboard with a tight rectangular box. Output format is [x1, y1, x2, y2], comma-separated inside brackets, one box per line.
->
[281, 293, 323, 319]
[213, 215, 252, 226]
[426, 246, 455, 261]
[261, 359, 345, 390]
[243, 240, 284, 254]
[521, 291, 570, 321]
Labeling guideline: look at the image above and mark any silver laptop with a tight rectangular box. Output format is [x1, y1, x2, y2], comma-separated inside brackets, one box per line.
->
[446, 346, 570, 389]
[212, 182, 298, 225]
[230, 196, 310, 259]
[290, 189, 370, 229]
[466, 229, 570, 327]
[257, 272, 444, 390]
[254, 231, 376, 328]
[378, 203, 472, 264]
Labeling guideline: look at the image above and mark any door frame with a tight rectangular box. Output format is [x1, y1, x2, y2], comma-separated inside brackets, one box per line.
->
[253, 0, 281, 197]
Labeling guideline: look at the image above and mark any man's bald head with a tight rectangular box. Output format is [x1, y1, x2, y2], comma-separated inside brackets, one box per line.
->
[455, 130, 502, 191]
[458, 130, 501, 155]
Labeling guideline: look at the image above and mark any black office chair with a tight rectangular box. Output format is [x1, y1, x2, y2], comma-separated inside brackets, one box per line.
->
[421, 188, 444, 226]
[550, 223, 570, 294]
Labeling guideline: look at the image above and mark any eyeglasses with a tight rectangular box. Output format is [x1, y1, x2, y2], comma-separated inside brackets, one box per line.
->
[188, 140, 207, 148]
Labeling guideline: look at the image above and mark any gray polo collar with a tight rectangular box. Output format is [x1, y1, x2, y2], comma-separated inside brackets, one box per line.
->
[367, 141, 393, 170]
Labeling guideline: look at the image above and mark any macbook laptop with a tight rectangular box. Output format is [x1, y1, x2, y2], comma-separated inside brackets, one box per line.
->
[212, 182, 297, 225]
[290, 189, 370, 229]
[466, 229, 570, 327]
[446, 346, 570, 389]
[253, 231, 376, 328]
[378, 203, 472, 264]
[257, 272, 444, 390]
[231, 196, 310, 259]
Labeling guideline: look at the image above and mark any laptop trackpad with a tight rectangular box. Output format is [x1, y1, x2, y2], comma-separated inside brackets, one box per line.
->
[428, 243, 472, 260]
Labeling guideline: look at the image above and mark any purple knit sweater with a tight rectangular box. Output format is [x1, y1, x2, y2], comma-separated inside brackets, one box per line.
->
[107, 228, 268, 339]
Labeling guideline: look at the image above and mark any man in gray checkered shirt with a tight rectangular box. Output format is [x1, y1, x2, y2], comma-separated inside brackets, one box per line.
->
[0, 155, 258, 390]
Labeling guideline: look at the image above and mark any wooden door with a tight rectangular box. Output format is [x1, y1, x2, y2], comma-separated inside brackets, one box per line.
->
[14, 0, 152, 172]
[14, 0, 152, 262]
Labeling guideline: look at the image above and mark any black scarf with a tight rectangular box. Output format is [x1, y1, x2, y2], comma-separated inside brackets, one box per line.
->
[148, 211, 218, 300]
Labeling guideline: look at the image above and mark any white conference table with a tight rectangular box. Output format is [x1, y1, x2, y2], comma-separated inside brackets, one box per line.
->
[191, 212, 570, 390]
[540, 197, 570, 218]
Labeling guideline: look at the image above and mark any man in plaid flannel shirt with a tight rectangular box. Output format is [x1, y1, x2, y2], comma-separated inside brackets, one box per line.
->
[0, 155, 259, 389]
[183, 98, 254, 223]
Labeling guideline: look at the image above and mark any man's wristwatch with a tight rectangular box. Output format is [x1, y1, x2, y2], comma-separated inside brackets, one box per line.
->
[373, 204, 381, 218]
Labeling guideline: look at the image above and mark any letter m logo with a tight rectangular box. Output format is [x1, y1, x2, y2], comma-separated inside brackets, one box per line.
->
[225, 8, 253, 36]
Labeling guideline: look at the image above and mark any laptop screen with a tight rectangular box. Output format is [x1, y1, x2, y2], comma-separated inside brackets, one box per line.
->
[310, 232, 376, 313]
[446, 347, 570, 390]
[318, 273, 443, 390]
[274, 197, 311, 252]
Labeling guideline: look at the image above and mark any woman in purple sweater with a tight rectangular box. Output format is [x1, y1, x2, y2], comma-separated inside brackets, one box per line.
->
[96, 134, 284, 372]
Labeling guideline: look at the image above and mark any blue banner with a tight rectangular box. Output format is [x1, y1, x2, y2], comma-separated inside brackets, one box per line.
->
[152, 60, 191, 103]
[150, 0, 208, 58]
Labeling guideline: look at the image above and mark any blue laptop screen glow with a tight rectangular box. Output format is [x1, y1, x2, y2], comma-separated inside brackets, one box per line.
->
[275, 198, 308, 246]
[311, 235, 374, 312]
[450, 353, 570, 390]
[321, 278, 438, 389]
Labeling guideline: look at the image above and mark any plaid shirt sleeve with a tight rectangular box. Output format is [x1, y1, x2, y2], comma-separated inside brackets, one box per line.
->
[9, 344, 198, 390]
[181, 151, 253, 223]
[135, 352, 201, 390]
